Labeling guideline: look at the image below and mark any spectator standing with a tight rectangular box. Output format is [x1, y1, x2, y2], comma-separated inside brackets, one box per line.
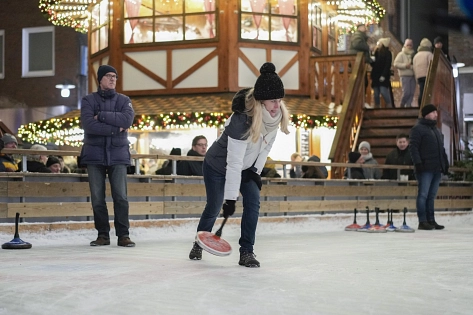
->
[189, 62, 290, 267]
[80, 65, 136, 247]
[409, 104, 449, 230]
[177, 135, 207, 176]
[17, 144, 51, 173]
[358, 141, 381, 179]
[382, 134, 414, 180]
[349, 23, 372, 65]
[433, 36, 450, 61]
[413, 38, 433, 107]
[394, 38, 416, 108]
[371, 37, 393, 108]
[0, 133, 19, 172]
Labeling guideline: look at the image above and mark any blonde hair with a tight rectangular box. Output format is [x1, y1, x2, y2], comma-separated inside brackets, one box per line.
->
[243, 88, 290, 143]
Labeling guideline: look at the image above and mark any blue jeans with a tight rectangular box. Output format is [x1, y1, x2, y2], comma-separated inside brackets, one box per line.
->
[373, 86, 392, 107]
[87, 164, 130, 238]
[197, 160, 260, 253]
[416, 171, 442, 223]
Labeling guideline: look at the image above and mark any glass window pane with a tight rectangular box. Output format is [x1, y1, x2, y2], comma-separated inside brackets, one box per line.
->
[185, 14, 216, 39]
[29, 32, 53, 71]
[241, 0, 267, 13]
[271, 0, 296, 16]
[91, 30, 99, 54]
[155, 16, 184, 41]
[0, 31, 4, 78]
[155, 0, 183, 15]
[241, 13, 268, 40]
[185, 0, 207, 13]
[99, 0, 109, 25]
[125, 18, 154, 43]
[99, 26, 108, 50]
[124, 0, 153, 17]
[270, 16, 296, 42]
[91, 4, 100, 29]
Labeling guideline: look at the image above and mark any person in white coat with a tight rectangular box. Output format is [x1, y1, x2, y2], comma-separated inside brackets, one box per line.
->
[394, 38, 416, 107]
[189, 62, 290, 267]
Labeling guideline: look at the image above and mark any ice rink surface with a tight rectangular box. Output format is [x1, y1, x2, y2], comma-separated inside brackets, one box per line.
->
[1, 214, 472, 315]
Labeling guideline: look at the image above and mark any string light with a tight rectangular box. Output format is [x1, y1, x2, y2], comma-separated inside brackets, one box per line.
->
[17, 113, 338, 146]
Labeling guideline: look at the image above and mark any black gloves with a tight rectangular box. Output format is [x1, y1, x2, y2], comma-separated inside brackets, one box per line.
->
[242, 169, 262, 190]
[222, 200, 236, 218]
[415, 163, 423, 173]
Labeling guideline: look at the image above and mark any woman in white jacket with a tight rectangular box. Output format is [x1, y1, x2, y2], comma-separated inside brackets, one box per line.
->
[189, 62, 290, 267]
[413, 38, 434, 107]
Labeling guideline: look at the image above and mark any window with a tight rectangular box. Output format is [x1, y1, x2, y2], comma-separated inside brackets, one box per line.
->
[240, 0, 298, 43]
[123, 0, 217, 44]
[90, 0, 110, 54]
[22, 26, 54, 77]
[0, 30, 4, 79]
[327, 14, 336, 55]
[309, 1, 322, 50]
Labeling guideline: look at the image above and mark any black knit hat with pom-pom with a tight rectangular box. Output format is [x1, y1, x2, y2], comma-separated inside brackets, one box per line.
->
[253, 62, 285, 101]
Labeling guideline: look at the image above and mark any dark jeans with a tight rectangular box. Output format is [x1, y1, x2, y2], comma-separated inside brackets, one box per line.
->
[416, 171, 442, 223]
[87, 164, 130, 238]
[197, 160, 260, 253]
[417, 77, 426, 107]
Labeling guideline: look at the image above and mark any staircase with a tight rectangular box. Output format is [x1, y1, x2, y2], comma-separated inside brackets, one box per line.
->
[358, 108, 419, 164]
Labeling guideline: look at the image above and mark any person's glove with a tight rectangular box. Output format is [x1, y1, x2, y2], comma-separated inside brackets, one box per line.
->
[379, 76, 385, 82]
[415, 163, 424, 173]
[222, 200, 236, 218]
[242, 169, 262, 190]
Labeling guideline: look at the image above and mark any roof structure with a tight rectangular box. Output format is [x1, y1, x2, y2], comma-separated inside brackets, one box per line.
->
[55, 94, 336, 119]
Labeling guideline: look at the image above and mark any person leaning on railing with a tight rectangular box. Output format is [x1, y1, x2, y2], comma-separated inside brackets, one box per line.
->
[0, 133, 19, 172]
[17, 144, 51, 173]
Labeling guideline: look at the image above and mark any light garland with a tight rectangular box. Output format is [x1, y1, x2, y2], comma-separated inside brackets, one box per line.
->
[17, 113, 338, 147]
[39, 0, 93, 33]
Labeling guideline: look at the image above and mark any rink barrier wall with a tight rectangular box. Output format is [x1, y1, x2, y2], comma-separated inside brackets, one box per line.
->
[0, 172, 472, 224]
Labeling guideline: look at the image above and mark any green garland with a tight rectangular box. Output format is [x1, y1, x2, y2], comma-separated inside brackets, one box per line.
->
[17, 112, 338, 147]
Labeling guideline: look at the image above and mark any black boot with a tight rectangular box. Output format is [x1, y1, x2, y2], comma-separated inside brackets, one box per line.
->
[418, 222, 434, 230]
[239, 251, 260, 268]
[189, 242, 202, 260]
[428, 221, 445, 230]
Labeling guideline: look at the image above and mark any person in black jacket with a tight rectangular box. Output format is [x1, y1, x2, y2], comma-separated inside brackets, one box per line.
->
[17, 144, 51, 173]
[177, 135, 207, 176]
[345, 151, 365, 179]
[382, 134, 414, 180]
[371, 38, 393, 108]
[409, 104, 449, 230]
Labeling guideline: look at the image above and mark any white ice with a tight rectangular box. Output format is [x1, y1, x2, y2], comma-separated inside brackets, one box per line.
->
[1, 213, 473, 315]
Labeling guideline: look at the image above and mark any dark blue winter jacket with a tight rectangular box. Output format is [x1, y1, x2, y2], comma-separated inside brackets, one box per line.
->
[80, 89, 134, 166]
[409, 118, 449, 173]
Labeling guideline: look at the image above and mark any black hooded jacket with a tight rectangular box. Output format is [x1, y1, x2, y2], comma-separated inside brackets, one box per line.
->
[177, 149, 204, 176]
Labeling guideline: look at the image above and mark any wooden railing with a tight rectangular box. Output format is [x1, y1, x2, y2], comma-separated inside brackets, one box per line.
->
[1, 149, 471, 222]
[327, 52, 367, 178]
[423, 48, 460, 162]
[309, 54, 357, 106]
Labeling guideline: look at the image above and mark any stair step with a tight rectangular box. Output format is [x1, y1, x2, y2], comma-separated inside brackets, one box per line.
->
[362, 118, 416, 128]
[359, 128, 412, 138]
[363, 108, 419, 119]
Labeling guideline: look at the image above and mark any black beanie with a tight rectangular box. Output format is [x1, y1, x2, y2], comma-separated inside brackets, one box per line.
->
[434, 36, 443, 45]
[421, 104, 437, 117]
[253, 62, 285, 101]
[97, 65, 118, 83]
[348, 152, 361, 163]
[46, 156, 61, 167]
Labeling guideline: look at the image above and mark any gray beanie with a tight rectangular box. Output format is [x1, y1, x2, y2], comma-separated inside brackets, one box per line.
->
[253, 62, 285, 101]
[358, 141, 371, 152]
[1, 133, 18, 145]
[97, 65, 118, 83]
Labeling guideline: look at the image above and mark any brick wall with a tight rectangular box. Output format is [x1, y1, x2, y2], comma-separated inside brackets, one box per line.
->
[0, 0, 86, 109]
[448, 0, 473, 66]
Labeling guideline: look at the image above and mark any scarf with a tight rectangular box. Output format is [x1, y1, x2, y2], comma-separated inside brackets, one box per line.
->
[261, 105, 282, 135]
[402, 47, 414, 57]
[361, 152, 373, 161]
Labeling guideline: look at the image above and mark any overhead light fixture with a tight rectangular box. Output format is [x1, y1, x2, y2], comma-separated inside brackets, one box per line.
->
[55, 82, 76, 98]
